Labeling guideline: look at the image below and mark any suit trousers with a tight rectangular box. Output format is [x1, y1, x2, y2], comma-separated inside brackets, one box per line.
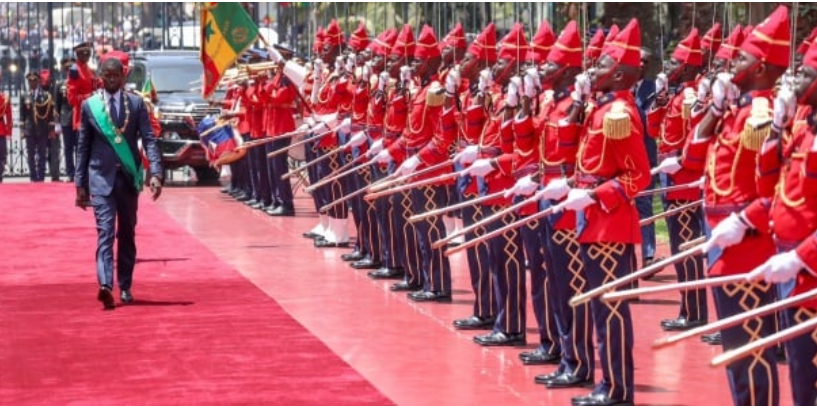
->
[91, 171, 139, 291]
[48, 136, 61, 180]
[26, 132, 47, 181]
[62, 125, 77, 180]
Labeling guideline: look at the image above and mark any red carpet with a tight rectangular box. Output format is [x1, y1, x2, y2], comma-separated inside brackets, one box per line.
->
[0, 183, 392, 405]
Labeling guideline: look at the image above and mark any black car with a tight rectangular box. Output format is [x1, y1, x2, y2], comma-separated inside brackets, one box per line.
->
[126, 50, 222, 182]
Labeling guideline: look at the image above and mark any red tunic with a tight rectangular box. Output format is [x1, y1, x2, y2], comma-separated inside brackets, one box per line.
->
[0, 93, 12, 136]
[67, 62, 99, 130]
[262, 72, 297, 137]
[574, 90, 651, 244]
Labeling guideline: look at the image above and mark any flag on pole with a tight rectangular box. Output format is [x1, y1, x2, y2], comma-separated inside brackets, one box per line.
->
[141, 75, 157, 101]
[200, 2, 259, 98]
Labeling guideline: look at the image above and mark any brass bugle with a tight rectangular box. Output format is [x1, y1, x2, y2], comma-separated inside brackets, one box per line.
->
[237, 128, 311, 151]
[636, 180, 702, 198]
[432, 189, 547, 250]
[711, 315, 817, 367]
[364, 169, 465, 202]
[654, 286, 817, 350]
[568, 243, 707, 307]
[368, 159, 454, 193]
[678, 236, 706, 251]
[601, 273, 749, 303]
[445, 202, 565, 257]
[639, 199, 703, 227]
[305, 156, 375, 193]
[244, 61, 280, 73]
[281, 143, 346, 180]
[409, 189, 509, 223]
[265, 128, 335, 158]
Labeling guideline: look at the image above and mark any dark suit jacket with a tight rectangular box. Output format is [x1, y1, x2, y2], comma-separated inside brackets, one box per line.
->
[19, 87, 55, 137]
[75, 91, 162, 196]
[634, 79, 658, 168]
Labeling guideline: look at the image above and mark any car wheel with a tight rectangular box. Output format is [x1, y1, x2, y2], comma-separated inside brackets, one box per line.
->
[192, 166, 220, 185]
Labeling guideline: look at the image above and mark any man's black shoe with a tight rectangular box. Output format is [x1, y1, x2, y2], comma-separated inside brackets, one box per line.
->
[571, 392, 633, 406]
[534, 370, 564, 385]
[473, 331, 526, 346]
[407, 290, 452, 302]
[453, 315, 496, 330]
[661, 317, 707, 331]
[519, 348, 561, 365]
[341, 251, 365, 262]
[120, 289, 134, 304]
[266, 205, 295, 216]
[544, 373, 595, 389]
[314, 238, 350, 248]
[390, 281, 422, 292]
[97, 287, 115, 310]
[368, 267, 403, 279]
[302, 231, 323, 239]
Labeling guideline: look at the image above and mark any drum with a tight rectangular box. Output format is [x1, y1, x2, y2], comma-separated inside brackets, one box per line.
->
[198, 116, 246, 166]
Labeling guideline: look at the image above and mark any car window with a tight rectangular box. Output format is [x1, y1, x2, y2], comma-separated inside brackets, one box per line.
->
[127, 63, 146, 90]
[149, 60, 201, 93]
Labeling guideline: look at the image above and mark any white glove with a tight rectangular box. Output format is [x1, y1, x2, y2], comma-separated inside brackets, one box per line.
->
[505, 175, 539, 198]
[541, 178, 570, 200]
[362, 62, 372, 82]
[311, 122, 329, 134]
[445, 71, 460, 94]
[338, 117, 351, 134]
[573, 73, 591, 101]
[773, 85, 796, 129]
[465, 158, 495, 177]
[400, 65, 413, 84]
[378, 71, 390, 91]
[398, 155, 421, 176]
[368, 138, 384, 155]
[374, 149, 392, 164]
[297, 122, 312, 133]
[712, 72, 733, 111]
[55, 123, 62, 134]
[478, 68, 492, 93]
[655, 73, 668, 96]
[697, 77, 711, 102]
[454, 145, 480, 165]
[348, 131, 367, 147]
[693, 176, 705, 190]
[704, 212, 750, 253]
[313, 58, 324, 77]
[656, 156, 682, 175]
[345, 54, 356, 74]
[523, 69, 539, 99]
[268, 46, 284, 63]
[747, 251, 805, 283]
[506, 76, 521, 108]
[335, 56, 345, 74]
[563, 188, 596, 212]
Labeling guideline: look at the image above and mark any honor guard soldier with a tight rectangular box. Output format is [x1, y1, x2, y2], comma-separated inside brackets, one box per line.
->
[741, 35, 817, 406]
[311, 19, 353, 248]
[55, 57, 77, 182]
[543, 19, 651, 405]
[0, 70, 11, 182]
[685, 6, 792, 405]
[67, 42, 99, 132]
[262, 45, 299, 217]
[363, 28, 406, 280]
[244, 52, 273, 211]
[341, 23, 379, 265]
[507, 20, 594, 384]
[375, 25, 452, 302]
[375, 24, 422, 292]
[461, 23, 529, 346]
[450, 23, 500, 330]
[21, 71, 56, 182]
[647, 29, 708, 331]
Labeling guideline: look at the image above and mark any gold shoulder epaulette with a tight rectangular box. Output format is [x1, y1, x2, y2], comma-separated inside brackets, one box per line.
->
[682, 88, 696, 120]
[603, 101, 631, 140]
[426, 81, 445, 107]
[742, 97, 772, 151]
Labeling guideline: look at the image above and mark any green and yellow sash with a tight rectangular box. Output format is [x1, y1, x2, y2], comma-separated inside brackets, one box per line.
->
[87, 94, 143, 191]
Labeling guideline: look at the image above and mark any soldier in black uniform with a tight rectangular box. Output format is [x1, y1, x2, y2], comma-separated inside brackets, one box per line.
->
[55, 57, 77, 181]
[20, 71, 55, 182]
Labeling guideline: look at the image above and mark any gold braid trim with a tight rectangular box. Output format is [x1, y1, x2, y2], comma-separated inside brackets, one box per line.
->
[741, 97, 772, 152]
[603, 101, 630, 140]
[425, 81, 445, 107]
[682, 88, 696, 120]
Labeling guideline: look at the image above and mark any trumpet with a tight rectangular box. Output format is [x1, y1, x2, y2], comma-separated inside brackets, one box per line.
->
[244, 61, 280, 74]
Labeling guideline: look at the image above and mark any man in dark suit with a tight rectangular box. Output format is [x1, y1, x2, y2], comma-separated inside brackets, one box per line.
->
[633, 48, 658, 269]
[75, 56, 163, 310]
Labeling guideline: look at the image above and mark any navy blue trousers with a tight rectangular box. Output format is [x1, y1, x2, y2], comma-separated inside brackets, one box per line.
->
[520, 216, 560, 355]
[411, 185, 452, 293]
[460, 201, 495, 319]
[482, 205, 525, 334]
[91, 171, 138, 291]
